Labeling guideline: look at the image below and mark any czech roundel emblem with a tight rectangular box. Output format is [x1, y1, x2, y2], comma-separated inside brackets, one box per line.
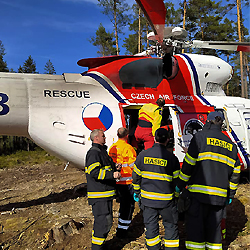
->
[82, 102, 113, 131]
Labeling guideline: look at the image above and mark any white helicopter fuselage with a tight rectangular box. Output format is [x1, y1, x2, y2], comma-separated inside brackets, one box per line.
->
[206, 95, 250, 167]
[0, 53, 249, 170]
[183, 53, 233, 96]
[0, 72, 123, 168]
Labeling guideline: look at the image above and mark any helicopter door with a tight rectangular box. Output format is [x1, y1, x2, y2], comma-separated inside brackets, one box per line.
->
[169, 107, 183, 158]
[172, 111, 207, 162]
[237, 109, 250, 153]
[122, 105, 141, 149]
[122, 105, 174, 151]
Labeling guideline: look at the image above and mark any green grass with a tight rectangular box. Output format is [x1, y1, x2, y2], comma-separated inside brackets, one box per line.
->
[0, 148, 63, 169]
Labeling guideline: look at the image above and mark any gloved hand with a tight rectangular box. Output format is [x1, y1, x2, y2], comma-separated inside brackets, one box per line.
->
[177, 196, 186, 213]
[175, 186, 181, 198]
[226, 198, 232, 205]
[133, 193, 140, 202]
[177, 189, 191, 213]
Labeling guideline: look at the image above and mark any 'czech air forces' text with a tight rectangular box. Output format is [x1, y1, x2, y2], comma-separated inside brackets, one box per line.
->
[44, 90, 90, 98]
[131, 93, 194, 101]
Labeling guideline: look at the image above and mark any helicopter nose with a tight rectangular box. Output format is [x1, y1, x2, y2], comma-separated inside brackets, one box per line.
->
[218, 59, 233, 85]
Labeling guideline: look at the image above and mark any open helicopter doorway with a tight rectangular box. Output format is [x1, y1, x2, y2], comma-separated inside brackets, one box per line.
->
[122, 105, 174, 153]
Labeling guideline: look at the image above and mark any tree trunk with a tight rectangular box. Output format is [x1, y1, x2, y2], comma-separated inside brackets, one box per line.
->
[138, 7, 141, 54]
[114, 0, 119, 55]
[226, 54, 229, 95]
[243, 53, 249, 98]
[146, 25, 149, 48]
[237, 0, 246, 98]
[182, 0, 187, 53]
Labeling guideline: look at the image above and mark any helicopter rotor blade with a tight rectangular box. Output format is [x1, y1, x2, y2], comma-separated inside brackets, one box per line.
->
[135, 0, 166, 43]
[77, 55, 145, 69]
[192, 40, 250, 52]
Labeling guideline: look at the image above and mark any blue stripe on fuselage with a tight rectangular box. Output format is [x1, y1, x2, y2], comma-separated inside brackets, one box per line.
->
[182, 54, 249, 167]
[84, 73, 126, 103]
[181, 54, 211, 106]
[230, 128, 250, 167]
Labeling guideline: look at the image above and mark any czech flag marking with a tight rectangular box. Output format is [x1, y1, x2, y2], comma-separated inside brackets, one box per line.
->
[82, 102, 113, 131]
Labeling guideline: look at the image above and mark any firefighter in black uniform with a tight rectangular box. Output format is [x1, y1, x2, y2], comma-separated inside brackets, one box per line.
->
[85, 129, 121, 250]
[132, 128, 180, 250]
[175, 111, 241, 250]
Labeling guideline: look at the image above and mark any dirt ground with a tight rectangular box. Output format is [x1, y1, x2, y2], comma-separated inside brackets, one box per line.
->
[0, 161, 249, 250]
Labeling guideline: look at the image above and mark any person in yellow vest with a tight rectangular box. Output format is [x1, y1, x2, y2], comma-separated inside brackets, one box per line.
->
[135, 98, 165, 150]
[109, 127, 137, 238]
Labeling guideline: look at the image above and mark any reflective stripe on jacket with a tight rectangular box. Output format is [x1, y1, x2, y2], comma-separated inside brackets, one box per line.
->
[132, 143, 180, 208]
[138, 103, 162, 136]
[109, 139, 136, 185]
[85, 143, 116, 205]
[177, 122, 241, 206]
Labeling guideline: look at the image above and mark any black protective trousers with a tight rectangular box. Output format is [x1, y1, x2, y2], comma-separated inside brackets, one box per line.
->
[91, 200, 113, 250]
[185, 196, 224, 249]
[141, 202, 179, 250]
[116, 184, 135, 232]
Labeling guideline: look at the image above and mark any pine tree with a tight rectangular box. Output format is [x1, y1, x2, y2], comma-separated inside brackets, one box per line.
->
[123, 1, 183, 55]
[184, 0, 232, 41]
[123, 4, 149, 55]
[165, 1, 182, 26]
[123, 34, 139, 55]
[0, 40, 9, 72]
[44, 60, 56, 74]
[9, 68, 16, 73]
[182, 0, 237, 58]
[97, 0, 130, 55]
[89, 23, 117, 56]
[221, 0, 249, 97]
[18, 66, 23, 73]
[18, 55, 38, 73]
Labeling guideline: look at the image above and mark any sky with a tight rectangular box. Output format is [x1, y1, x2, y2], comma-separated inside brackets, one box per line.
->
[0, 0, 249, 75]
[0, 0, 135, 74]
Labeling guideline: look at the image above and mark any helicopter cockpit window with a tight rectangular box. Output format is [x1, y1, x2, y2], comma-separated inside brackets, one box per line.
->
[119, 58, 163, 88]
[205, 82, 221, 93]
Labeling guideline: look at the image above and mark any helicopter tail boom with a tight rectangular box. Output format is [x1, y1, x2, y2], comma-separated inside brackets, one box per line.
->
[0, 73, 29, 136]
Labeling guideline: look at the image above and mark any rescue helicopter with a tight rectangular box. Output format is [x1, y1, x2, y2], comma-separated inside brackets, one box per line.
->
[0, 0, 249, 171]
